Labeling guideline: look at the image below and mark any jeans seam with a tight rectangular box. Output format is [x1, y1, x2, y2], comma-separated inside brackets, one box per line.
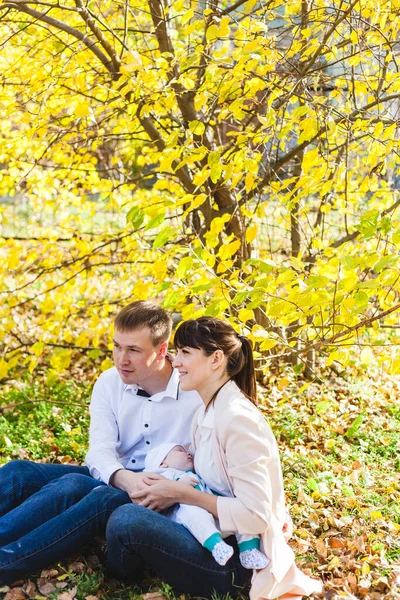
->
[2, 482, 42, 499]
[0, 506, 115, 569]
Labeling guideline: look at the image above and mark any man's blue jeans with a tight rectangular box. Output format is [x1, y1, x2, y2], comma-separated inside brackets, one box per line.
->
[0, 460, 130, 584]
[106, 504, 252, 598]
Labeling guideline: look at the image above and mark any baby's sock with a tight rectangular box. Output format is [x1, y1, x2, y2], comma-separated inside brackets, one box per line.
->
[239, 548, 270, 569]
[238, 538, 270, 570]
[204, 532, 234, 566]
[212, 541, 234, 566]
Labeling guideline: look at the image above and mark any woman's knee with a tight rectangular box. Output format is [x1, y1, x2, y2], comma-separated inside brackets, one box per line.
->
[106, 504, 150, 544]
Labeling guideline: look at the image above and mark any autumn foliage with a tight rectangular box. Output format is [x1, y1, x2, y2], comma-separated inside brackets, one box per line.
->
[1, 0, 400, 378]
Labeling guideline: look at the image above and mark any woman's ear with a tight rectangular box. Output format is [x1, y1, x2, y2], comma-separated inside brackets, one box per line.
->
[159, 460, 168, 468]
[211, 349, 225, 370]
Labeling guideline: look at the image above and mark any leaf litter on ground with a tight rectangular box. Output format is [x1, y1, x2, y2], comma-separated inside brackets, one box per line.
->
[0, 368, 399, 599]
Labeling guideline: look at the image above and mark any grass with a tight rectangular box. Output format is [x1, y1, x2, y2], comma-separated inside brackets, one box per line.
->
[1, 368, 400, 599]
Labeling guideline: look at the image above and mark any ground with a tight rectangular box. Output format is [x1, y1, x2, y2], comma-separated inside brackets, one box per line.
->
[0, 367, 399, 600]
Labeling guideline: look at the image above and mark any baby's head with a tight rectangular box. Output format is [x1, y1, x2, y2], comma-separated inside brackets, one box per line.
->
[161, 445, 193, 470]
[145, 442, 194, 472]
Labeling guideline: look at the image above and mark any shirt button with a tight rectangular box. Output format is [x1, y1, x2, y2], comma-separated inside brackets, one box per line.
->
[146, 441, 150, 445]
[148, 399, 152, 402]
[131, 459, 136, 463]
[144, 424, 149, 428]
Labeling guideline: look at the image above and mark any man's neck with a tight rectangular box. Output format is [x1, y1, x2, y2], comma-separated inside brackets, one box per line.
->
[140, 359, 174, 395]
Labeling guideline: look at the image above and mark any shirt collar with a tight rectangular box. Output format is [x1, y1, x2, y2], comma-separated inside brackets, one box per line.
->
[123, 368, 180, 402]
[199, 403, 215, 428]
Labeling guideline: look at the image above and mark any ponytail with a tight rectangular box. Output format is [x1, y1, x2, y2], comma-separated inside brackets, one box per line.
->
[233, 336, 257, 406]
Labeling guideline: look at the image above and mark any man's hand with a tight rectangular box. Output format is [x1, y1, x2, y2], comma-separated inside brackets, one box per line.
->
[110, 470, 166, 503]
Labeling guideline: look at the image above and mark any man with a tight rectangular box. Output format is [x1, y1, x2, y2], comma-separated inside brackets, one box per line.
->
[0, 301, 202, 584]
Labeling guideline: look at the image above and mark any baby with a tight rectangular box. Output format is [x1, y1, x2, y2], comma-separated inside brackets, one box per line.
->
[144, 442, 270, 569]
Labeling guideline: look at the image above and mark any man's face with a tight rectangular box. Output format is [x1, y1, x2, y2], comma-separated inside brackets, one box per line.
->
[113, 327, 166, 386]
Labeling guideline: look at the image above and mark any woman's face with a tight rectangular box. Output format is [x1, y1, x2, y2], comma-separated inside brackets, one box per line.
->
[173, 346, 217, 393]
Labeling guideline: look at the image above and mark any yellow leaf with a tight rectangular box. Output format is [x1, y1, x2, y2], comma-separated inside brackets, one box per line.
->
[75, 102, 90, 118]
[101, 358, 114, 372]
[246, 225, 257, 244]
[189, 120, 205, 135]
[370, 510, 383, 521]
[218, 239, 241, 260]
[245, 172, 255, 193]
[360, 347, 373, 365]
[238, 308, 254, 322]
[0, 358, 9, 379]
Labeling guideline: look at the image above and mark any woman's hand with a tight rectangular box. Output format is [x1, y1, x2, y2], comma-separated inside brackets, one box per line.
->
[130, 479, 192, 512]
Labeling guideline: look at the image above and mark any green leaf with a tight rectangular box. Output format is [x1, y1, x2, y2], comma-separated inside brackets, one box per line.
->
[127, 206, 145, 230]
[344, 414, 363, 438]
[145, 213, 166, 231]
[307, 477, 319, 492]
[315, 400, 330, 415]
[153, 226, 176, 249]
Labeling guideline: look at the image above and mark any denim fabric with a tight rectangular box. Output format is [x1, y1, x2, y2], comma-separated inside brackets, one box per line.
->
[106, 504, 252, 599]
[0, 460, 90, 518]
[0, 461, 130, 585]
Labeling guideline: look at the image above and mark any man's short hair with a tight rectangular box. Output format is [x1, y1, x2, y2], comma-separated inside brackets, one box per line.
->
[114, 301, 172, 346]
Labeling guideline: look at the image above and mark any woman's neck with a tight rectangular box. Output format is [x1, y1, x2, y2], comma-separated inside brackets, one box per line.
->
[199, 375, 230, 407]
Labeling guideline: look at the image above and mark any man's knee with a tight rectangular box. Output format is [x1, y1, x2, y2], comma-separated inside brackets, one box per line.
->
[0, 460, 36, 485]
[53, 473, 100, 497]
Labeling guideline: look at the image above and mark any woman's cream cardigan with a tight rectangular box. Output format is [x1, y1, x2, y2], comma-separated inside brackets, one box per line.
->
[191, 380, 322, 600]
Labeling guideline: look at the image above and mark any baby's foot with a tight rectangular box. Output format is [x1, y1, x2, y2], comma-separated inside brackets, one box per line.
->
[239, 548, 270, 570]
[212, 541, 234, 566]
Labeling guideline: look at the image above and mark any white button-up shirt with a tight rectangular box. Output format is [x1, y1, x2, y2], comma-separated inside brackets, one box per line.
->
[86, 366, 202, 484]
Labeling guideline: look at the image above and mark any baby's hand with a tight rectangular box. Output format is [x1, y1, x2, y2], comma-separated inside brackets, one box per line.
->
[180, 476, 199, 487]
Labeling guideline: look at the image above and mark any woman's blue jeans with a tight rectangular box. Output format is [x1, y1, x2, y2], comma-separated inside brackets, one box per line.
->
[106, 504, 252, 598]
[0, 460, 130, 584]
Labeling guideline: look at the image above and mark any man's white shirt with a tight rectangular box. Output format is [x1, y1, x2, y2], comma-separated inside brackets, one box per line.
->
[86, 366, 202, 484]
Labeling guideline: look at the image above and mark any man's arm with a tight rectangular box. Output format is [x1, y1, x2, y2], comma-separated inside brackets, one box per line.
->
[85, 376, 130, 484]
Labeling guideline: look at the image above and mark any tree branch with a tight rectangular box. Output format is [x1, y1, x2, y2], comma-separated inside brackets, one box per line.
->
[2, 2, 118, 75]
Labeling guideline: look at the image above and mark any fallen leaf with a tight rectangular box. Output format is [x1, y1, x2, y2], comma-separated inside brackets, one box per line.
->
[4, 589, 26, 600]
[67, 561, 85, 574]
[328, 537, 346, 549]
[57, 587, 77, 600]
[142, 594, 168, 600]
[37, 581, 57, 596]
[315, 538, 328, 558]
[40, 569, 59, 579]
[22, 581, 36, 598]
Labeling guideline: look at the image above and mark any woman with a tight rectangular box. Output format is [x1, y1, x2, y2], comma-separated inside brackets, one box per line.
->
[106, 317, 322, 599]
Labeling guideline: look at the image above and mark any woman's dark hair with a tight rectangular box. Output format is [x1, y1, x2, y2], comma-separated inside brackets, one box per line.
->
[174, 317, 257, 405]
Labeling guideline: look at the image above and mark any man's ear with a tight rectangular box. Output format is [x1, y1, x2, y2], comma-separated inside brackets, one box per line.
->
[211, 349, 224, 370]
[157, 340, 168, 358]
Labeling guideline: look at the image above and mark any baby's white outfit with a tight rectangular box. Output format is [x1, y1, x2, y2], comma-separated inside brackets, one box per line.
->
[145, 442, 269, 568]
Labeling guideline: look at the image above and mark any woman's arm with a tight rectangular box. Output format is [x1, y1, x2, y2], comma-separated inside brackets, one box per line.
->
[130, 478, 219, 516]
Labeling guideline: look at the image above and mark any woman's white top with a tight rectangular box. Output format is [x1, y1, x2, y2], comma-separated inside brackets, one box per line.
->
[193, 404, 231, 497]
